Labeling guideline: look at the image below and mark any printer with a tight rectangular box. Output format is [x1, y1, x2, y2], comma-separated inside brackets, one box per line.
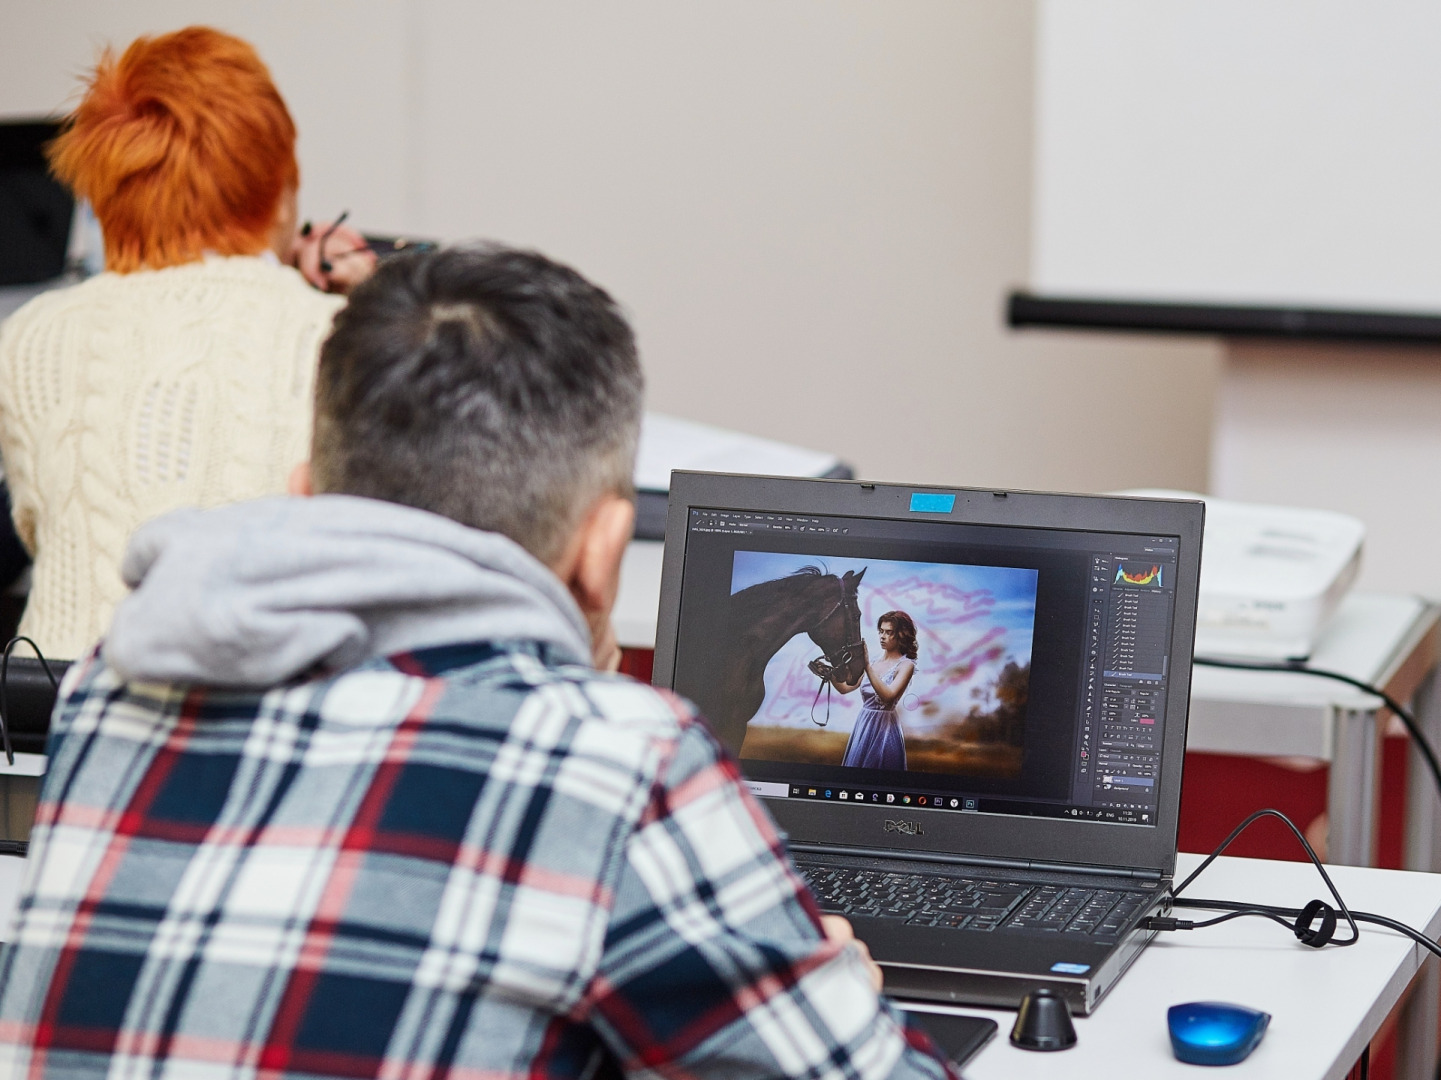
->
[1125, 491, 1364, 661]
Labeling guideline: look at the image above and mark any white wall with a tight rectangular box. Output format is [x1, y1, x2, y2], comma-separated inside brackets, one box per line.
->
[0, 2, 414, 233]
[1022, 0, 1441, 596]
[1212, 343, 1441, 596]
[1034, 0, 1441, 313]
[1, 1, 1219, 493]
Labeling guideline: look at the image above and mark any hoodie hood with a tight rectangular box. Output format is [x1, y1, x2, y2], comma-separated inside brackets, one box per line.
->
[103, 495, 593, 686]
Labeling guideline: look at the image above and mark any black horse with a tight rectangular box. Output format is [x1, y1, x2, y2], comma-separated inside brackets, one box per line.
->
[696, 566, 867, 754]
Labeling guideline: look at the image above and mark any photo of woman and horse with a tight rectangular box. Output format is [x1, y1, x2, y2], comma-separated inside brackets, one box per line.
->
[723, 551, 1038, 780]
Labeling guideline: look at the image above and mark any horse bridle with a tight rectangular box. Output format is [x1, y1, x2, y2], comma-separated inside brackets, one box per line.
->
[807, 594, 865, 727]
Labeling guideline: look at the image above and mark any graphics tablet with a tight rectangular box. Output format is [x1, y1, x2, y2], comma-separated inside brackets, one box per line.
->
[901, 1009, 999, 1069]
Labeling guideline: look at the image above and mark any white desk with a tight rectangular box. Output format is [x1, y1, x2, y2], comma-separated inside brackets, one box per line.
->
[0, 852, 1434, 1078]
[922, 853, 1441, 1080]
[1189, 594, 1441, 869]
[616, 544, 1441, 870]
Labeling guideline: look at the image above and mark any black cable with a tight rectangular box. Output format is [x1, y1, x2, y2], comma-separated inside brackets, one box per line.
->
[1169, 896, 1441, 961]
[1153, 808, 1441, 1078]
[1346, 909, 1441, 961]
[1166, 807, 1360, 947]
[1194, 655, 1441, 806]
[0, 636, 59, 767]
[1154, 810, 1441, 997]
[1146, 905, 1316, 941]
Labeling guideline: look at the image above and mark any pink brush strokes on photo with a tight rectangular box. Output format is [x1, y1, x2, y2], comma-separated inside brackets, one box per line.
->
[745, 558, 1035, 735]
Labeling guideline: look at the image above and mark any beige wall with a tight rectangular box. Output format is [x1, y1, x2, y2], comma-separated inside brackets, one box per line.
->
[1, 1, 1219, 493]
[1212, 343, 1441, 596]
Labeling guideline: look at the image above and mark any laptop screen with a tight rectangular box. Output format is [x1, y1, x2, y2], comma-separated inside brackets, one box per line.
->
[670, 504, 1182, 829]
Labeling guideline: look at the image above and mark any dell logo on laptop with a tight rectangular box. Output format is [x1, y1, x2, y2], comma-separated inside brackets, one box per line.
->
[884, 819, 923, 836]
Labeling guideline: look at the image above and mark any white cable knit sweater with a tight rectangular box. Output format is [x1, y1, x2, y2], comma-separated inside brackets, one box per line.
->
[0, 256, 345, 659]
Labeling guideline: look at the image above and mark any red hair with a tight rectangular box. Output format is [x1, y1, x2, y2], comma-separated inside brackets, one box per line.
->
[48, 26, 298, 273]
[878, 610, 918, 660]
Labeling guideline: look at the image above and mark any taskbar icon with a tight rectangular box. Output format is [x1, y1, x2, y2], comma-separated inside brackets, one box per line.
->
[785, 786, 980, 813]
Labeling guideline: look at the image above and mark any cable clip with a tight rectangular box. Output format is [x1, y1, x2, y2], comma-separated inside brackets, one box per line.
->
[1293, 899, 1337, 948]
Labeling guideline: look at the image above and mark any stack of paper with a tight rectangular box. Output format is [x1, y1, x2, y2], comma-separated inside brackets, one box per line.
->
[633, 414, 851, 539]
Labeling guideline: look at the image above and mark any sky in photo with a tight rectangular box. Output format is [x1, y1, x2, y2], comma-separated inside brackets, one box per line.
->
[731, 551, 1038, 734]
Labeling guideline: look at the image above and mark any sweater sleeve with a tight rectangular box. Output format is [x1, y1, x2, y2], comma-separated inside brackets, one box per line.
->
[0, 305, 43, 554]
[583, 718, 958, 1080]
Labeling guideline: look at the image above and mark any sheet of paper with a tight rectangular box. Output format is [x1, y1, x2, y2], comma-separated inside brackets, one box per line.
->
[635, 413, 841, 493]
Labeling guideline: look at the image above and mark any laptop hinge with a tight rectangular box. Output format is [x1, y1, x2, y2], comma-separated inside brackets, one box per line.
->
[792, 842, 1167, 882]
[792, 842, 1033, 872]
[1026, 860, 1166, 883]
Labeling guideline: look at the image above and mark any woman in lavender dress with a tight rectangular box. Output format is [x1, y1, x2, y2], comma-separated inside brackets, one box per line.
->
[834, 610, 917, 770]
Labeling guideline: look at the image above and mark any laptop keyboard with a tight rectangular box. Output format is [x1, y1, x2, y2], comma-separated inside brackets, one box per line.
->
[797, 864, 1152, 937]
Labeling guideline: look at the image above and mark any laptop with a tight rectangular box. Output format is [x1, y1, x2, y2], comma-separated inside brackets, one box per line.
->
[651, 472, 1203, 1014]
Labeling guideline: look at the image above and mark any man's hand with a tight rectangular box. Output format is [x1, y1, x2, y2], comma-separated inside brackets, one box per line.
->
[293, 221, 378, 294]
[820, 914, 883, 993]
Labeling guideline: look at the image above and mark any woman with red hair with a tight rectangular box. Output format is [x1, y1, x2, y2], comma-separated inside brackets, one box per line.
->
[0, 26, 375, 658]
[832, 610, 918, 771]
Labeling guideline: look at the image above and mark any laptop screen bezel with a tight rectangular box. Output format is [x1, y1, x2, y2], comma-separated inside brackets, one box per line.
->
[652, 471, 1204, 878]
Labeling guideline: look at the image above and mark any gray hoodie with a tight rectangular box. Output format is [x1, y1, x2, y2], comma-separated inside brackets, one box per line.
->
[103, 495, 593, 686]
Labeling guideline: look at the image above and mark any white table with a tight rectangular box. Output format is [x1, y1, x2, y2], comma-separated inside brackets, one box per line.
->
[0, 851, 1434, 1078]
[616, 544, 1441, 870]
[916, 853, 1441, 1080]
[1188, 593, 1441, 869]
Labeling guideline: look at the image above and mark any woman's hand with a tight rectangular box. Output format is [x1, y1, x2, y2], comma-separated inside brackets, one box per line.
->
[293, 221, 378, 294]
[807, 657, 837, 683]
[827, 639, 871, 694]
[829, 652, 861, 694]
[867, 657, 915, 708]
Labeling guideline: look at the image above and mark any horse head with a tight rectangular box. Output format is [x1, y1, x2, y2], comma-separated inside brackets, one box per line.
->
[807, 567, 866, 685]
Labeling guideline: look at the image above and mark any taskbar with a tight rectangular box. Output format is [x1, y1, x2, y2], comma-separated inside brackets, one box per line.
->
[745, 780, 1157, 826]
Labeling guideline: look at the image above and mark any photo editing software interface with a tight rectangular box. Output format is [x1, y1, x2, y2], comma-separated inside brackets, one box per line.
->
[670, 505, 1181, 827]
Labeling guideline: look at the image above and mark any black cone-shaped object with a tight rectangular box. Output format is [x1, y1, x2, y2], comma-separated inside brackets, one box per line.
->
[1010, 989, 1077, 1051]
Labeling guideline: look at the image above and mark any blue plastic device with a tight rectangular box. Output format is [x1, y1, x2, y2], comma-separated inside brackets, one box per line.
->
[1168, 1002, 1271, 1066]
[908, 492, 955, 513]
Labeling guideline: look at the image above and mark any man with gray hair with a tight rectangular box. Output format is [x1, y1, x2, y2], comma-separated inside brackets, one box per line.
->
[0, 245, 956, 1079]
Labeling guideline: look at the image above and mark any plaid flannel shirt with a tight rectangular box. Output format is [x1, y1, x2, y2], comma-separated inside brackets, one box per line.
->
[0, 640, 956, 1079]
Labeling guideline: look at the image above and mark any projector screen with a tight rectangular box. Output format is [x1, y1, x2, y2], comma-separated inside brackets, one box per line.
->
[1032, 1, 1441, 315]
